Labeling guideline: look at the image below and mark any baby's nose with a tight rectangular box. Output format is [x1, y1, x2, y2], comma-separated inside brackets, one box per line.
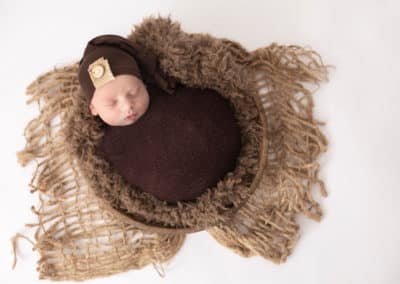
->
[123, 104, 134, 114]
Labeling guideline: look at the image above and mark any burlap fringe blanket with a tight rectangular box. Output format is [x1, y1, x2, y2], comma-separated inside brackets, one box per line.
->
[11, 15, 331, 281]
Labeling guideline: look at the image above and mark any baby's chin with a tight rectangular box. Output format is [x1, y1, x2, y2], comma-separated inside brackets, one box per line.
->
[101, 114, 141, 126]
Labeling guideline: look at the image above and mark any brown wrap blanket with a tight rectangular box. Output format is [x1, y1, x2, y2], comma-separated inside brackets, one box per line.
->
[98, 82, 242, 202]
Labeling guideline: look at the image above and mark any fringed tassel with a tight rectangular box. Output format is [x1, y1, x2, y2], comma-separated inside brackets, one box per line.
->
[13, 63, 186, 281]
[208, 43, 332, 262]
[250, 43, 332, 221]
[16, 65, 76, 168]
[10, 233, 36, 270]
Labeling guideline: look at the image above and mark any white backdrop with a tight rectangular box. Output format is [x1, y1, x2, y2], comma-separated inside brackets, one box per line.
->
[1, 0, 399, 283]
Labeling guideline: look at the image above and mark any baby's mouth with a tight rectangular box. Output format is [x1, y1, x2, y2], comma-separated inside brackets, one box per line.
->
[126, 113, 137, 120]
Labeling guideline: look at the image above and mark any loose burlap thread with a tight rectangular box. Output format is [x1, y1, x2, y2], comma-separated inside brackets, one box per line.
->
[11, 15, 332, 281]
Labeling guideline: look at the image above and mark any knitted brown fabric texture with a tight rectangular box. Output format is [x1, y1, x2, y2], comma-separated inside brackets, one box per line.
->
[78, 44, 143, 100]
[98, 83, 242, 202]
[78, 34, 177, 101]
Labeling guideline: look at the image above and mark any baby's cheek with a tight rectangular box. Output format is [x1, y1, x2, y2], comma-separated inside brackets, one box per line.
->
[141, 99, 150, 112]
[111, 110, 122, 121]
[101, 109, 119, 123]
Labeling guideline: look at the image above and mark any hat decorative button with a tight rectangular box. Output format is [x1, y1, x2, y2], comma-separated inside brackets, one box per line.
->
[92, 65, 104, 78]
[88, 57, 115, 89]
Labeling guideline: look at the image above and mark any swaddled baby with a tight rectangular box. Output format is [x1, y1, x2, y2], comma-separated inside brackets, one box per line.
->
[78, 34, 242, 203]
[78, 34, 164, 126]
[87, 73, 148, 126]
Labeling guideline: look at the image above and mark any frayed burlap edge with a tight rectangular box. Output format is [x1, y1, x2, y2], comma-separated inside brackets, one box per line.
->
[11, 64, 186, 281]
[11, 14, 332, 281]
[207, 43, 332, 263]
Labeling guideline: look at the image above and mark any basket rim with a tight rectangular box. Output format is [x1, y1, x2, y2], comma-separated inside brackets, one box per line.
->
[89, 84, 269, 234]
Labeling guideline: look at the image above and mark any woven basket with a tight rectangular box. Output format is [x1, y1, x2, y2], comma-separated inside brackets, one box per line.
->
[65, 18, 269, 234]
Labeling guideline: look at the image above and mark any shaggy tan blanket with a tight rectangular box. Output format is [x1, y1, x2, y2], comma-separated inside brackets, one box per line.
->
[12, 15, 331, 281]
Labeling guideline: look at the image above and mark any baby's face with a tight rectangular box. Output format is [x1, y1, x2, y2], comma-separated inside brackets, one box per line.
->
[90, 74, 150, 126]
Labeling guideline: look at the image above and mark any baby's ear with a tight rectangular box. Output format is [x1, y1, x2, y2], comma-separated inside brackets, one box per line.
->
[89, 103, 98, 116]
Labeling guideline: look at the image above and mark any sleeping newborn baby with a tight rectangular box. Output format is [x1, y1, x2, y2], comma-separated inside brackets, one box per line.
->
[89, 74, 149, 126]
[78, 34, 156, 126]
[78, 34, 242, 203]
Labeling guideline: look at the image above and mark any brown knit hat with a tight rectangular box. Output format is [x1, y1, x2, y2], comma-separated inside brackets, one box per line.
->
[78, 34, 178, 101]
[78, 34, 143, 101]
